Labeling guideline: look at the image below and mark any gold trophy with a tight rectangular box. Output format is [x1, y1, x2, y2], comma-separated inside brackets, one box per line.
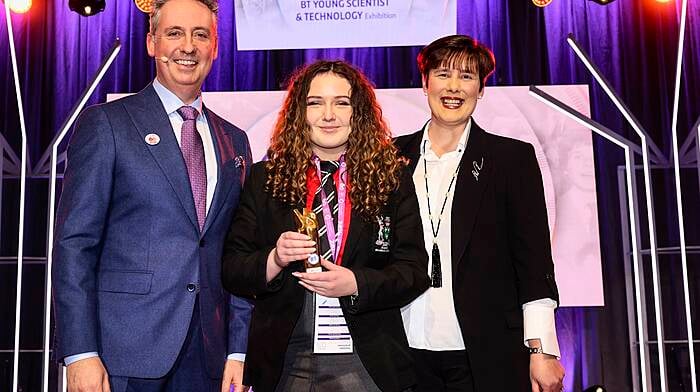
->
[293, 208, 322, 273]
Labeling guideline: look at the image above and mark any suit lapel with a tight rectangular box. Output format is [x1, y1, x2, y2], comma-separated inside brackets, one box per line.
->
[201, 106, 239, 235]
[402, 132, 423, 175]
[339, 210, 368, 267]
[451, 122, 492, 270]
[124, 85, 199, 231]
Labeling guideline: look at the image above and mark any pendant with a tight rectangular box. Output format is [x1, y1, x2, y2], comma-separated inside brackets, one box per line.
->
[431, 242, 442, 288]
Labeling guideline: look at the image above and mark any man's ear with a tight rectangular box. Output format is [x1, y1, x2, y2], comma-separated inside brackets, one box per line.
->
[146, 33, 156, 58]
[422, 74, 428, 94]
[211, 21, 219, 60]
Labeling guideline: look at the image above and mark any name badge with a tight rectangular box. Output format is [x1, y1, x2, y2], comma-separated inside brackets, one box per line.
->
[374, 215, 391, 252]
[313, 294, 353, 354]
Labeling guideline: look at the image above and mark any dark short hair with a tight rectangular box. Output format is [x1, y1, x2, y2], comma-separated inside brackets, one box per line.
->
[417, 35, 496, 91]
[150, 0, 219, 34]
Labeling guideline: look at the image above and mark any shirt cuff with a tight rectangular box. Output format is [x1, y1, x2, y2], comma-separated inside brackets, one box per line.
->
[523, 298, 560, 358]
[63, 352, 99, 366]
[227, 353, 246, 362]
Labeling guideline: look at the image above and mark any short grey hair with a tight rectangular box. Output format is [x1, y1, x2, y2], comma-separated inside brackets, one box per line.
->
[150, 0, 219, 34]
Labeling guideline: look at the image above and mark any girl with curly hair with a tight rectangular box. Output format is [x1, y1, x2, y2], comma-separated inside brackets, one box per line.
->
[222, 60, 429, 392]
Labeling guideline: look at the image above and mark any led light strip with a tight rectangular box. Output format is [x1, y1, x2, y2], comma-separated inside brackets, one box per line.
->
[566, 35, 668, 392]
[41, 40, 122, 392]
[5, 3, 30, 392]
[529, 86, 650, 392]
[565, 35, 666, 166]
[668, 1, 696, 391]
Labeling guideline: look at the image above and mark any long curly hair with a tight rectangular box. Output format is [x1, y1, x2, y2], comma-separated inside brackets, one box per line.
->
[265, 60, 405, 220]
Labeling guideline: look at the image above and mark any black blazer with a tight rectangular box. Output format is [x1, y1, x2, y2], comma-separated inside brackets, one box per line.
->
[394, 121, 559, 392]
[222, 162, 429, 392]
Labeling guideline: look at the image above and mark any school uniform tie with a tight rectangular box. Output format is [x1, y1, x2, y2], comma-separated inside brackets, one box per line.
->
[313, 160, 340, 262]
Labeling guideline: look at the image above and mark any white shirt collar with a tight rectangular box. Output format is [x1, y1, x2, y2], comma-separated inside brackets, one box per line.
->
[420, 118, 472, 156]
[152, 78, 203, 117]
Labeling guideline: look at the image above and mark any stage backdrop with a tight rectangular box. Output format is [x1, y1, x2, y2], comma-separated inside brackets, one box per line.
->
[111, 84, 602, 307]
[234, 0, 457, 50]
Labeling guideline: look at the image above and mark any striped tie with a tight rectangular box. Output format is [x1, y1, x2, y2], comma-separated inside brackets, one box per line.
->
[313, 161, 340, 262]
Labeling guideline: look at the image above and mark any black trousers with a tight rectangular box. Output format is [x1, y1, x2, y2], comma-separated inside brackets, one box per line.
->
[410, 348, 475, 392]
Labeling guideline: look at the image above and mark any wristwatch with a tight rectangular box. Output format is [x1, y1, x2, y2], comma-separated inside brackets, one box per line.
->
[528, 346, 544, 355]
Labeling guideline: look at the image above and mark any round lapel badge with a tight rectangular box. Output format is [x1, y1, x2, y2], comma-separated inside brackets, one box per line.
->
[145, 133, 160, 146]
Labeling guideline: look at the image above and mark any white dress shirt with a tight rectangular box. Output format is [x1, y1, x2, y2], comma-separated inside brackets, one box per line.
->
[401, 120, 561, 357]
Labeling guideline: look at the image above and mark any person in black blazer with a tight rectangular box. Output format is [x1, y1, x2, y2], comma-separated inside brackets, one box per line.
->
[395, 35, 565, 392]
[222, 60, 429, 392]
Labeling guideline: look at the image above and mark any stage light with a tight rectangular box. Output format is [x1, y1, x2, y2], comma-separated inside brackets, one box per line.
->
[584, 386, 607, 392]
[134, 0, 152, 13]
[7, 0, 32, 13]
[589, 0, 616, 4]
[532, 0, 553, 7]
[68, 0, 105, 16]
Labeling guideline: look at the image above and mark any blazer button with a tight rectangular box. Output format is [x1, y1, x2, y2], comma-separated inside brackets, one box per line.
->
[187, 283, 197, 292]
[199, 239, 205, 247]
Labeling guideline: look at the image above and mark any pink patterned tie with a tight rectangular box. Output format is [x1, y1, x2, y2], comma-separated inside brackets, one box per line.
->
[177, 106, 207, 231]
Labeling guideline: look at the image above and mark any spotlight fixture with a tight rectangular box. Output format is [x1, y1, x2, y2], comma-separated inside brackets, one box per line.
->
[7, 0, 33, 13]
[532, 0, 553, 7]
[589, 0, 616, 4]
[583, 386, 607, 392]
[134, 0, 152, 13]
[68, 0, 106, 17]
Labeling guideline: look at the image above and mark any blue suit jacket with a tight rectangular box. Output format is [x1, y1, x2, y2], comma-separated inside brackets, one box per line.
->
[52, 84, 253, 379]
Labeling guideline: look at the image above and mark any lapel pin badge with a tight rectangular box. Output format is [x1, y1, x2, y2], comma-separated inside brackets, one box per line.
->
[374, 216, 391, 253]
[144, 133, 160, 146]
[472, 157, 484, 181]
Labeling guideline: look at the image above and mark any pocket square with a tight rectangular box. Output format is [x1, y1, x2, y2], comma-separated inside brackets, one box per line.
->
[234, 155, 244, 168]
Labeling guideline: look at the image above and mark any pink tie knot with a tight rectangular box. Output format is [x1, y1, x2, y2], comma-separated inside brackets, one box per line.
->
[177, 106, 199, 121]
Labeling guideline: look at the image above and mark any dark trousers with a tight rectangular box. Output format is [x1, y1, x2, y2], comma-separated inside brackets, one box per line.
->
[410, 348, 475, 392]
[110, 298, 221, 392]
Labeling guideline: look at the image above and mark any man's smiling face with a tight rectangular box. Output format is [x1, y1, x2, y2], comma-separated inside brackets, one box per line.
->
[147, 0, 218, 103]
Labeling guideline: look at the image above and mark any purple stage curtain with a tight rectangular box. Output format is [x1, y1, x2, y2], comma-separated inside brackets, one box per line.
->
[1, 0, 699, 390]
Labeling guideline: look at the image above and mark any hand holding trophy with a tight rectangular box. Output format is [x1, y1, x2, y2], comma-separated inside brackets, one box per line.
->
[294, 208, 322, 273]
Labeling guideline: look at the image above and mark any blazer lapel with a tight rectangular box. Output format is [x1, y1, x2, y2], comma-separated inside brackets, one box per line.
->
[338, 210, 368, 267]
[398, 128, 425, 175]
[403, 132, 423, 174]
[451, 122, 492, 270]
[125, 84, 199, 231]
[201, 106, 239, 235]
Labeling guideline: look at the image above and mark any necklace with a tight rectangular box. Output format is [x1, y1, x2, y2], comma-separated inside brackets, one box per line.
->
[423, 154, 461, 288]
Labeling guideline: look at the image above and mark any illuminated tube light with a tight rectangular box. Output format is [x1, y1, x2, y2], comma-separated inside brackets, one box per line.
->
[41, 40, 122, 392]
[566, 35, 667, 392]
[668, 0, 696, 391]
[5, 1, 30, 392]
[529, 86, 649, 392]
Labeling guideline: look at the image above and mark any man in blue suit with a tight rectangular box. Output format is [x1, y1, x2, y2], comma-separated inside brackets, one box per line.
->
[52, 0, 252, 390]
